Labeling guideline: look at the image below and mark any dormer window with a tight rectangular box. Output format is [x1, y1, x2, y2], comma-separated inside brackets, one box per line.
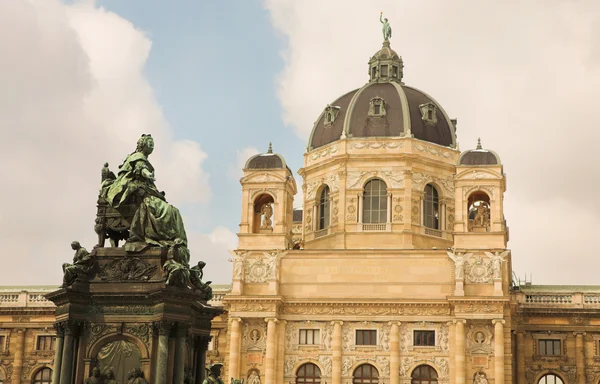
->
[323, 104, 340, 127]
[419, 102, 438, 125]
[368, 96, 386, 117]
[371, 66, 377, 80]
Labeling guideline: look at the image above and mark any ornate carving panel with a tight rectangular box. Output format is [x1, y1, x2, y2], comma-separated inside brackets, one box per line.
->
[346, 170, 404, 189]
[392, 197, 404, 222]
[454, 303, 503, 314]
[305, 174, 340, 200]
[399, 322, 449, 353]
[244, 251, 285, 283]
[243, 320, 267, 351]
[412, 143, 453, 159]
[308, 145, 338, 163]
[349, 141, 403, 150]
[466, 324, 493, 354]
[346, 197, 357, 222]
[399, 356, 449, 379]
[464, 255, 493, 284]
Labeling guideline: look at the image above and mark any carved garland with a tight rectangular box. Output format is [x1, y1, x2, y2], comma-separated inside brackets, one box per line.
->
[284, 304, 450, 316]
[346, 170, 404, 189]
[349, 141, 403, 150]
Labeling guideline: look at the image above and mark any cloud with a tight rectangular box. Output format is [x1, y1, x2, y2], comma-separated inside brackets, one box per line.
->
[0, 0, 211, 285]
[264, 0, 600, 284]
[229, 146, 260, 181]
[188, 226, 237, 285]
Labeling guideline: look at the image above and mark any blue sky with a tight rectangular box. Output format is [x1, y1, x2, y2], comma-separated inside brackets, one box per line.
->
[96, 0, 305, 236]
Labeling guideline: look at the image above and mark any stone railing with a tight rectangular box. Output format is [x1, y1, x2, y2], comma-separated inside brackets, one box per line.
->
[517, 292, 600, 309]
[0, 290, 56, 308]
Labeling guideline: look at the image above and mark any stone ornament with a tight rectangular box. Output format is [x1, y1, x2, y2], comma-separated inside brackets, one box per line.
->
[464, 255, 493, 284]
[99, 257, 158, 281]
[346, 170, 404, 189]
[260, 203, 273, 229]
[242, 321, 267, 350]
[484, 251, 509, 280]
[466, 325, 493, 354]
[412, 142, 453, 159]
[228, 251, 248, 280]
[349, 141, 403, 150]
[473, 371, 489, 384]
[247, 370, 260, 384]
[447, 251, 473, 280]
[308, 145, 338, 162]
[244, 251, 284, 283]
[399, 356, 449, 379]
[399, 322, 449, 353]
[305, 174, 340, 200]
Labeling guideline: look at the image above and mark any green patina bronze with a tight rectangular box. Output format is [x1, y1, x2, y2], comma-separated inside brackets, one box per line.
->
[61, 241, 94, 288]
[380, 12, 392, 41]
[101, 134, 187, 252]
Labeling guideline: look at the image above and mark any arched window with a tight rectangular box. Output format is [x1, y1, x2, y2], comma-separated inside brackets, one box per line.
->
[353, 364, 379, 384]
[423, 184, 439, 229]
[296, 363, 321, 384]
[538, 374, 564, 384]
[32, 368, 52, 384]
[363, 179, 387, 224]
[411, 365, 438, 384]
[318, 186, 330, 230]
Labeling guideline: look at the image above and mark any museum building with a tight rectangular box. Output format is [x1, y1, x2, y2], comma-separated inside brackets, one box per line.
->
[1, 40, 600, 384]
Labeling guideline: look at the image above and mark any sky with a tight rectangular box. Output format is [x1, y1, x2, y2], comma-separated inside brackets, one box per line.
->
[1, 0, 599, 286]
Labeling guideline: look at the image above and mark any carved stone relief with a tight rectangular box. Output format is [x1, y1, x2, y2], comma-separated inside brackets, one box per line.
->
[341, 355, 390, 377]
[466, 324, 493, 354]
[411, 172, 454, 195]
[464, 255, 493, 284]
[305, 208, 313, 231]
[250, 188, 279, 203]
[454, 303, 503, 314]
[399, 322, 449, 353]
[349, 141, 403, 150]
[411, 197, 420, 224]
[243, 320, 267, 351]
[399, 356, 449, 379]
[284, 356, 297, 376]
[245, 173, 280, 183]
[305, 174, 340, 200]
[346, 170, 404, 189]
[412, 143, 452, 159]
[244, 251, 285, 283]
[309, 145, 338, 162]
[484, 251, 509, 280]
[319, 355, 332, 376]
[392, 197, 404, 222]
[332, 199, 339, 225]
[464, 185, 495, 199]
[346, 197, 357, 222]
[99, 257, 158, 281]
[228, 251, 248, 280]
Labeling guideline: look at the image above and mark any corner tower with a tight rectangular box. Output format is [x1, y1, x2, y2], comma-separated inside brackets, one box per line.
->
[238, 143, 297, 250]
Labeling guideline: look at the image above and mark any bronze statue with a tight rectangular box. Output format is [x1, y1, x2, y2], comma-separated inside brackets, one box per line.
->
[163, 238, 191, 287]
[203, 364, 225, 384]
[190, 261, 213, 300]
[105, 369, 117, 384]
[380, 12, 392, 41]
[101, 134, 188, 252]
[127, 368, 148, 384]
[84, 367, 102, 384]
[61, 241, 94, 288]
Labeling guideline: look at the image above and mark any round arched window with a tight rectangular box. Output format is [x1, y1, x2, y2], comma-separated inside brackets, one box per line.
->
[32, 368, 52, 384]
[363, 179, 387, 224]
[538, 374, 564, 384]
[353, 364, 379, 384]
[296, 363, 321, 384]
[411, 364, 438, 384]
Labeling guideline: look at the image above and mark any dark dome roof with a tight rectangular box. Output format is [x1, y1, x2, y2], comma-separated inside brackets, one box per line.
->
[458, 139, 501, 166]
[308, 41, 456, 151]
[308, 83, 457, 150]
[245, 143, 290, 171]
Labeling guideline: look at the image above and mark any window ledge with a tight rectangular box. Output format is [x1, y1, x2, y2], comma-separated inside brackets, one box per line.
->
[358, 223, 391, 232]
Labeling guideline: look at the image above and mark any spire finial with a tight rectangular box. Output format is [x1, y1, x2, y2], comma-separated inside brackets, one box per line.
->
[476, 138, 482, 150]
[267, 142, 273, 154]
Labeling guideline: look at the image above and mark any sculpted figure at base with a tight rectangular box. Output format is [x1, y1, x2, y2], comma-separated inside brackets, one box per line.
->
[474, 372, 488, 384]
[105, 369, 117, 384]
[447, 250, 472, 280]
[127, 368, 148, 384]
[163, 238, 191, 287]
[485, 251, 509, 279]
[84, 368, 102, 384]
[62, 241, 94, 288]
[101, 134, 188, 252]
[203, 364, 225, 384]
[190, 260, 213, 300]
[247, 370, 260, 384]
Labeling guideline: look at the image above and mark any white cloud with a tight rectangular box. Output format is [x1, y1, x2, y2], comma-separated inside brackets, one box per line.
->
[229, 146, 260, 181]
[188, 226, 237, 285]
[264, 0, 600, 284]
[0, 0, 211, 284]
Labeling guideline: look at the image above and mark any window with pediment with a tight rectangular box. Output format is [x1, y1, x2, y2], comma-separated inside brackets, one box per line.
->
[368, 97, 386, 117]
[323, 104, 340, 127]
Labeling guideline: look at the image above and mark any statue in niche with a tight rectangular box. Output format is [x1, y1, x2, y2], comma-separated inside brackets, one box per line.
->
[250, 329, 261, 342]
[474, 372, 488, 384]
[447, 250, 472, 280]
[61, 241, 94, 288]
[203, 364, 225, 384]
[475, 331, 485, 344]
[100, 134, 188, 253]
[127, 368, 148, 384]
[471, 201, 490, 231]
[380, 12, 392, 41]
[247, 371, 260, 384]
[84, 367, 102, 384]
[260, 203, 273, 229]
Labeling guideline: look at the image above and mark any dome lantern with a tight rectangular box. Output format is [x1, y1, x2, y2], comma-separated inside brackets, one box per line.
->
[368, 41, 404, 83]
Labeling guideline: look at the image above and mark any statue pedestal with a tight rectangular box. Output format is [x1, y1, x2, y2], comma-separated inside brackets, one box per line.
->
[493, 278, 503, 296]
[46, 247, 222, 384]
[454, 279, 465, 296]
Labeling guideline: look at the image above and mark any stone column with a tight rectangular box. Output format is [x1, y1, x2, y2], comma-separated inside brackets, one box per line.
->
[228, 318, 242, 381]
[154, 321, 172, 384]
[265, 318, 278, 384]
[515, 331, 526, 384]
[60, 322, 78, 384]
[195, 336, 210, 384]
[332, 321, 343, 384]
[387, 193, 392, 224]
[574, 332, 586, 384]
[454, 319, 466, 384]
[493, 320, 505, 384]
[389, 322, 400, 384]
[277, 320, 287, 384]
[173, 324, 188, 384]
[357, 193, 363, 224]
[11, 328, 26, 384]
[52, 323, 66, 384]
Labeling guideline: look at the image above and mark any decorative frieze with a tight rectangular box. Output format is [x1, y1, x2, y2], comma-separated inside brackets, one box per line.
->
[349, 141, 403, 150]
[346, 170, 404, 189]
[283, 303, 450, 316]
[243, 320, 267, 351]
[244, 251, 286, 283]
[454, 303, 503, 314]
[412, 142, 453, 159]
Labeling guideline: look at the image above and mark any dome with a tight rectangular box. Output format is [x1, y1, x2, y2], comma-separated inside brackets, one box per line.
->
[458, 139, 501, 166]
[245, 143, 290, 171]
[308, 41, 457, 150]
